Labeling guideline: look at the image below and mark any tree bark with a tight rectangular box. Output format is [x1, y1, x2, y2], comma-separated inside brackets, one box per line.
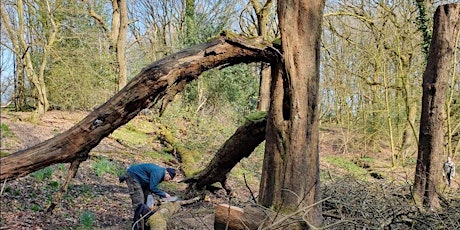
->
[214, 204, 278, 230]
[214, 204, 245, 230]
[144, 197, 200, 230]
[259, 0, 325, 228]
[183, 115, 266, 192]
[413, 3, 460, 210]
[258, 64, 271, 111]
[0, 34, 279, 181]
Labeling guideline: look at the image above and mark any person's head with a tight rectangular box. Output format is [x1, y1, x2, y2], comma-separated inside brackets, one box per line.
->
[164, 167, 176, 181]
[447, 156, 452, 163]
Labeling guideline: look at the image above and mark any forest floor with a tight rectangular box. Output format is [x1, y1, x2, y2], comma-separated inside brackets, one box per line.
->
[0, 110, 459, 229]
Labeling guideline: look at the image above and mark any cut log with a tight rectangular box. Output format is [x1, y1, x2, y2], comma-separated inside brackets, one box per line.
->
[0, 33, 279, 181]
[214, 204, 245, 230]
[214, 203, 280, 230]
[183, 114, 266, 193]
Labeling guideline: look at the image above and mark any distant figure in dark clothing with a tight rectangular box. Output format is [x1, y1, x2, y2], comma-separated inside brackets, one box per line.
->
[443, 157, 455, 187]
[120, 163, 176, 210]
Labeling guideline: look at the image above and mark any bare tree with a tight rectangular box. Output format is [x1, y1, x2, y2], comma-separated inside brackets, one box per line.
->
[1, 0, 58, 116]
[81, 0, 128, 91]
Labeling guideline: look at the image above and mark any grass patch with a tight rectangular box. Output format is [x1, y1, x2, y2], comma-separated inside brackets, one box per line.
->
[1, 123, 13, 138]
[144, 151, 175, 162]
[111, 128, 150, 146]
[159, 180, 184, 192]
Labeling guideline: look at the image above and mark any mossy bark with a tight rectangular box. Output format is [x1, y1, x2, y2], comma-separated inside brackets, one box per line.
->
[146, 202, 181, 230]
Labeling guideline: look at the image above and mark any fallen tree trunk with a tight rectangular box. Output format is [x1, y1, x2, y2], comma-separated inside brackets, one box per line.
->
[182, 114, 266, 193]
[0, 33, 279, 181]
[145, 197, 200, 230]
[146, 202, 181, 230]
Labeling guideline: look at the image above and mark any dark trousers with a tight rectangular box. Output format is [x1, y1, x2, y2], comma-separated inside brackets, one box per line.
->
[447, 173, 452, 186]
[125, 173, 150, 211]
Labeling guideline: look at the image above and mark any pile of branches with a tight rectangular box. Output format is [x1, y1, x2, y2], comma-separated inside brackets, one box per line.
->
[322, 176, 460, 229]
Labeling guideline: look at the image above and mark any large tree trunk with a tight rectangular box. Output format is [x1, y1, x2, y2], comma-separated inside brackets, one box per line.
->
[413, 3, 460, 210]
[259, 0, 325, 228]
[0, 34, 279, 181]
[183, 115, 266, 192]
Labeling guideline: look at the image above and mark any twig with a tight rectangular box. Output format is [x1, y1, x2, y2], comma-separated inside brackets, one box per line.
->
[262, 197, 330, 230]
[175, 196, 201, 205]
[0, 178, 7, 195]
[243, 173, 257, 203]
[46, 158, 84, 213]
[131, 209, 157, 230]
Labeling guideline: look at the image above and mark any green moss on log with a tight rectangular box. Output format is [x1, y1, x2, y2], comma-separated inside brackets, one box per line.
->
[147, 202, 180, 230]
[245, 111, 267, 122]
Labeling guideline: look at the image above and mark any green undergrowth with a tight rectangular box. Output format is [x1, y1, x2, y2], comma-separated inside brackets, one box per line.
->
[322, 156, 371, 180]
[90, 157, 124, 177]
[31, 166, 55, 181]
[1, 123, 14, 157]
[78, 210, 95, 229]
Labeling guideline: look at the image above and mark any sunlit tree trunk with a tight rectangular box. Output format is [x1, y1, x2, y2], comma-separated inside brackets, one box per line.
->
[413, 3, 460, 210]
[399, 57, 418, 164]
[259, 0, 325, 227]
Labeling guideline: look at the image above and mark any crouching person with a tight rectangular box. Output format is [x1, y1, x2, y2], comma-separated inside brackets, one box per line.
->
[119, 163, 176, 229]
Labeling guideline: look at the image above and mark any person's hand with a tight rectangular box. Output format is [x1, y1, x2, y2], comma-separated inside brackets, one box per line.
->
[165, 193, 171, 198]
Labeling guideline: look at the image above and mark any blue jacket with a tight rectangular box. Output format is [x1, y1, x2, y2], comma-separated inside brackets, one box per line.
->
[127, 163, 167, 197]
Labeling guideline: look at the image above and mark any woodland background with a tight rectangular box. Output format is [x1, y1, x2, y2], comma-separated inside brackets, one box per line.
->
[1, 0, 460, 229]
